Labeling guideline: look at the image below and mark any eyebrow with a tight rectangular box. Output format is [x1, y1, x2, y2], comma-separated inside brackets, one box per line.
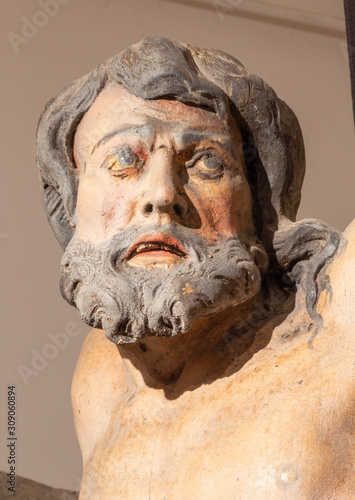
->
[91, 123, 155, 155]
[90, 124, 234, 157]
[176, 129, 233, 152]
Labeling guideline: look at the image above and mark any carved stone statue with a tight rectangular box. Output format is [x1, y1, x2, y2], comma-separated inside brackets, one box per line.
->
[36, 36, 355, 499]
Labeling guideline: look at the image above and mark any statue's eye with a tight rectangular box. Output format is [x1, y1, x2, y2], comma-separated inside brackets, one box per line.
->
[196, 155, 223, 171]
[105, 147, 139, 173]
[187, 152, 225, 179]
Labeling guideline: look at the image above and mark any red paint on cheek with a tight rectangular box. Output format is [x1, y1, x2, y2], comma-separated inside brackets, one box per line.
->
[100, 186, 137, 234]
[209, 196, 237, 238]
[76, 174, 139, 243]
[217, 187, 254, 238]
[191, 177, 254, 241]
[101, 202, 116, 232]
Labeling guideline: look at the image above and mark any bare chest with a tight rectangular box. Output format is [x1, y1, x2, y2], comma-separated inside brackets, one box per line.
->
[80, 357, 355, 500]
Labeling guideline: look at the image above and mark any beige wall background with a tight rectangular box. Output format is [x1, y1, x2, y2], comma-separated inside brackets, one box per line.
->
[1, 0, 354, 491]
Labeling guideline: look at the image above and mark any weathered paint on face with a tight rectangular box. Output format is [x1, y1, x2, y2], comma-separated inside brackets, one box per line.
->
[74, 83, 256, 266]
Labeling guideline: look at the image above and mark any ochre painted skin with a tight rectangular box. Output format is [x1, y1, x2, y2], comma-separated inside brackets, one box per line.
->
[72, 220, 355, 500]
[74, 83, 257, 265]
[72, 222, 355, 500]
[71, 83, 355, 499]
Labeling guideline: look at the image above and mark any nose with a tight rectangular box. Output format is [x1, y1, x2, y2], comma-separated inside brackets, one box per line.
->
[140, 148, 188, 219]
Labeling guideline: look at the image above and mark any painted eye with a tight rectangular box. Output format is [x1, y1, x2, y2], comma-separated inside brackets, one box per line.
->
[195, 155, 223, 172]
[106, 147, 139, 172]
[187, 152, 225, 178]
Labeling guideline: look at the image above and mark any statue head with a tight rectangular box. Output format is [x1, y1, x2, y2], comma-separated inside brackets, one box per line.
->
[36, 36, 338, 344]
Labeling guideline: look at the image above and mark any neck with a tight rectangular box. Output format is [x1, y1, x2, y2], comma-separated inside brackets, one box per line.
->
[117, 291, 276, 397]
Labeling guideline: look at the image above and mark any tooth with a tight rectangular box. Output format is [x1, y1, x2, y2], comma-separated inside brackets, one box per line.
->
[130, 241, 185, 258]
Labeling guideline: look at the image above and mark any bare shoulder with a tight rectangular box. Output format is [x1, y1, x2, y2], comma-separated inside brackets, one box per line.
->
[331, 217, 355, 287]
[319, 218, 355, 333]
[71, 328, 125, 463]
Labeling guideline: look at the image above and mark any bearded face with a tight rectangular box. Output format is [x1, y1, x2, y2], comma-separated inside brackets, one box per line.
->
[60, 83, 268, 344]
[60, 223, 264, 344]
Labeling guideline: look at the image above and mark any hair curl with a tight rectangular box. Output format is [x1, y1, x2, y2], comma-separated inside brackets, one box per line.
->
[36, 35, 339, 318]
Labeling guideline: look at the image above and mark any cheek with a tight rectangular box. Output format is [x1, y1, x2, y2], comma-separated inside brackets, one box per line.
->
[76, 174, 137, 244]
[189, 178, 255, 240]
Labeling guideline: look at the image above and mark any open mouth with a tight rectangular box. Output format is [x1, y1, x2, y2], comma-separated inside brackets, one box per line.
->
[125, 235, 188, 262]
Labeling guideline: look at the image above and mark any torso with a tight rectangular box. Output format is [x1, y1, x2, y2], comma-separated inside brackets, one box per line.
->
[73, 220, 355, 499]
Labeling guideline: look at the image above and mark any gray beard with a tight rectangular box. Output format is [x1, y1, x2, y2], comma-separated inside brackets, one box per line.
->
[60, 223, 263, 344]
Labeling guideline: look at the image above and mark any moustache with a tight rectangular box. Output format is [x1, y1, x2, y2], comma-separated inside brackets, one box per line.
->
[60, 223, 263, 343]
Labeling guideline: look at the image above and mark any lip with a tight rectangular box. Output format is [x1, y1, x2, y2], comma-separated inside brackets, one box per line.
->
[124, 234, 188, 260]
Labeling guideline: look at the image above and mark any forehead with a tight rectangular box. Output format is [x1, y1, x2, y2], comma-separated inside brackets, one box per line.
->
[74, 83, 234, 153]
